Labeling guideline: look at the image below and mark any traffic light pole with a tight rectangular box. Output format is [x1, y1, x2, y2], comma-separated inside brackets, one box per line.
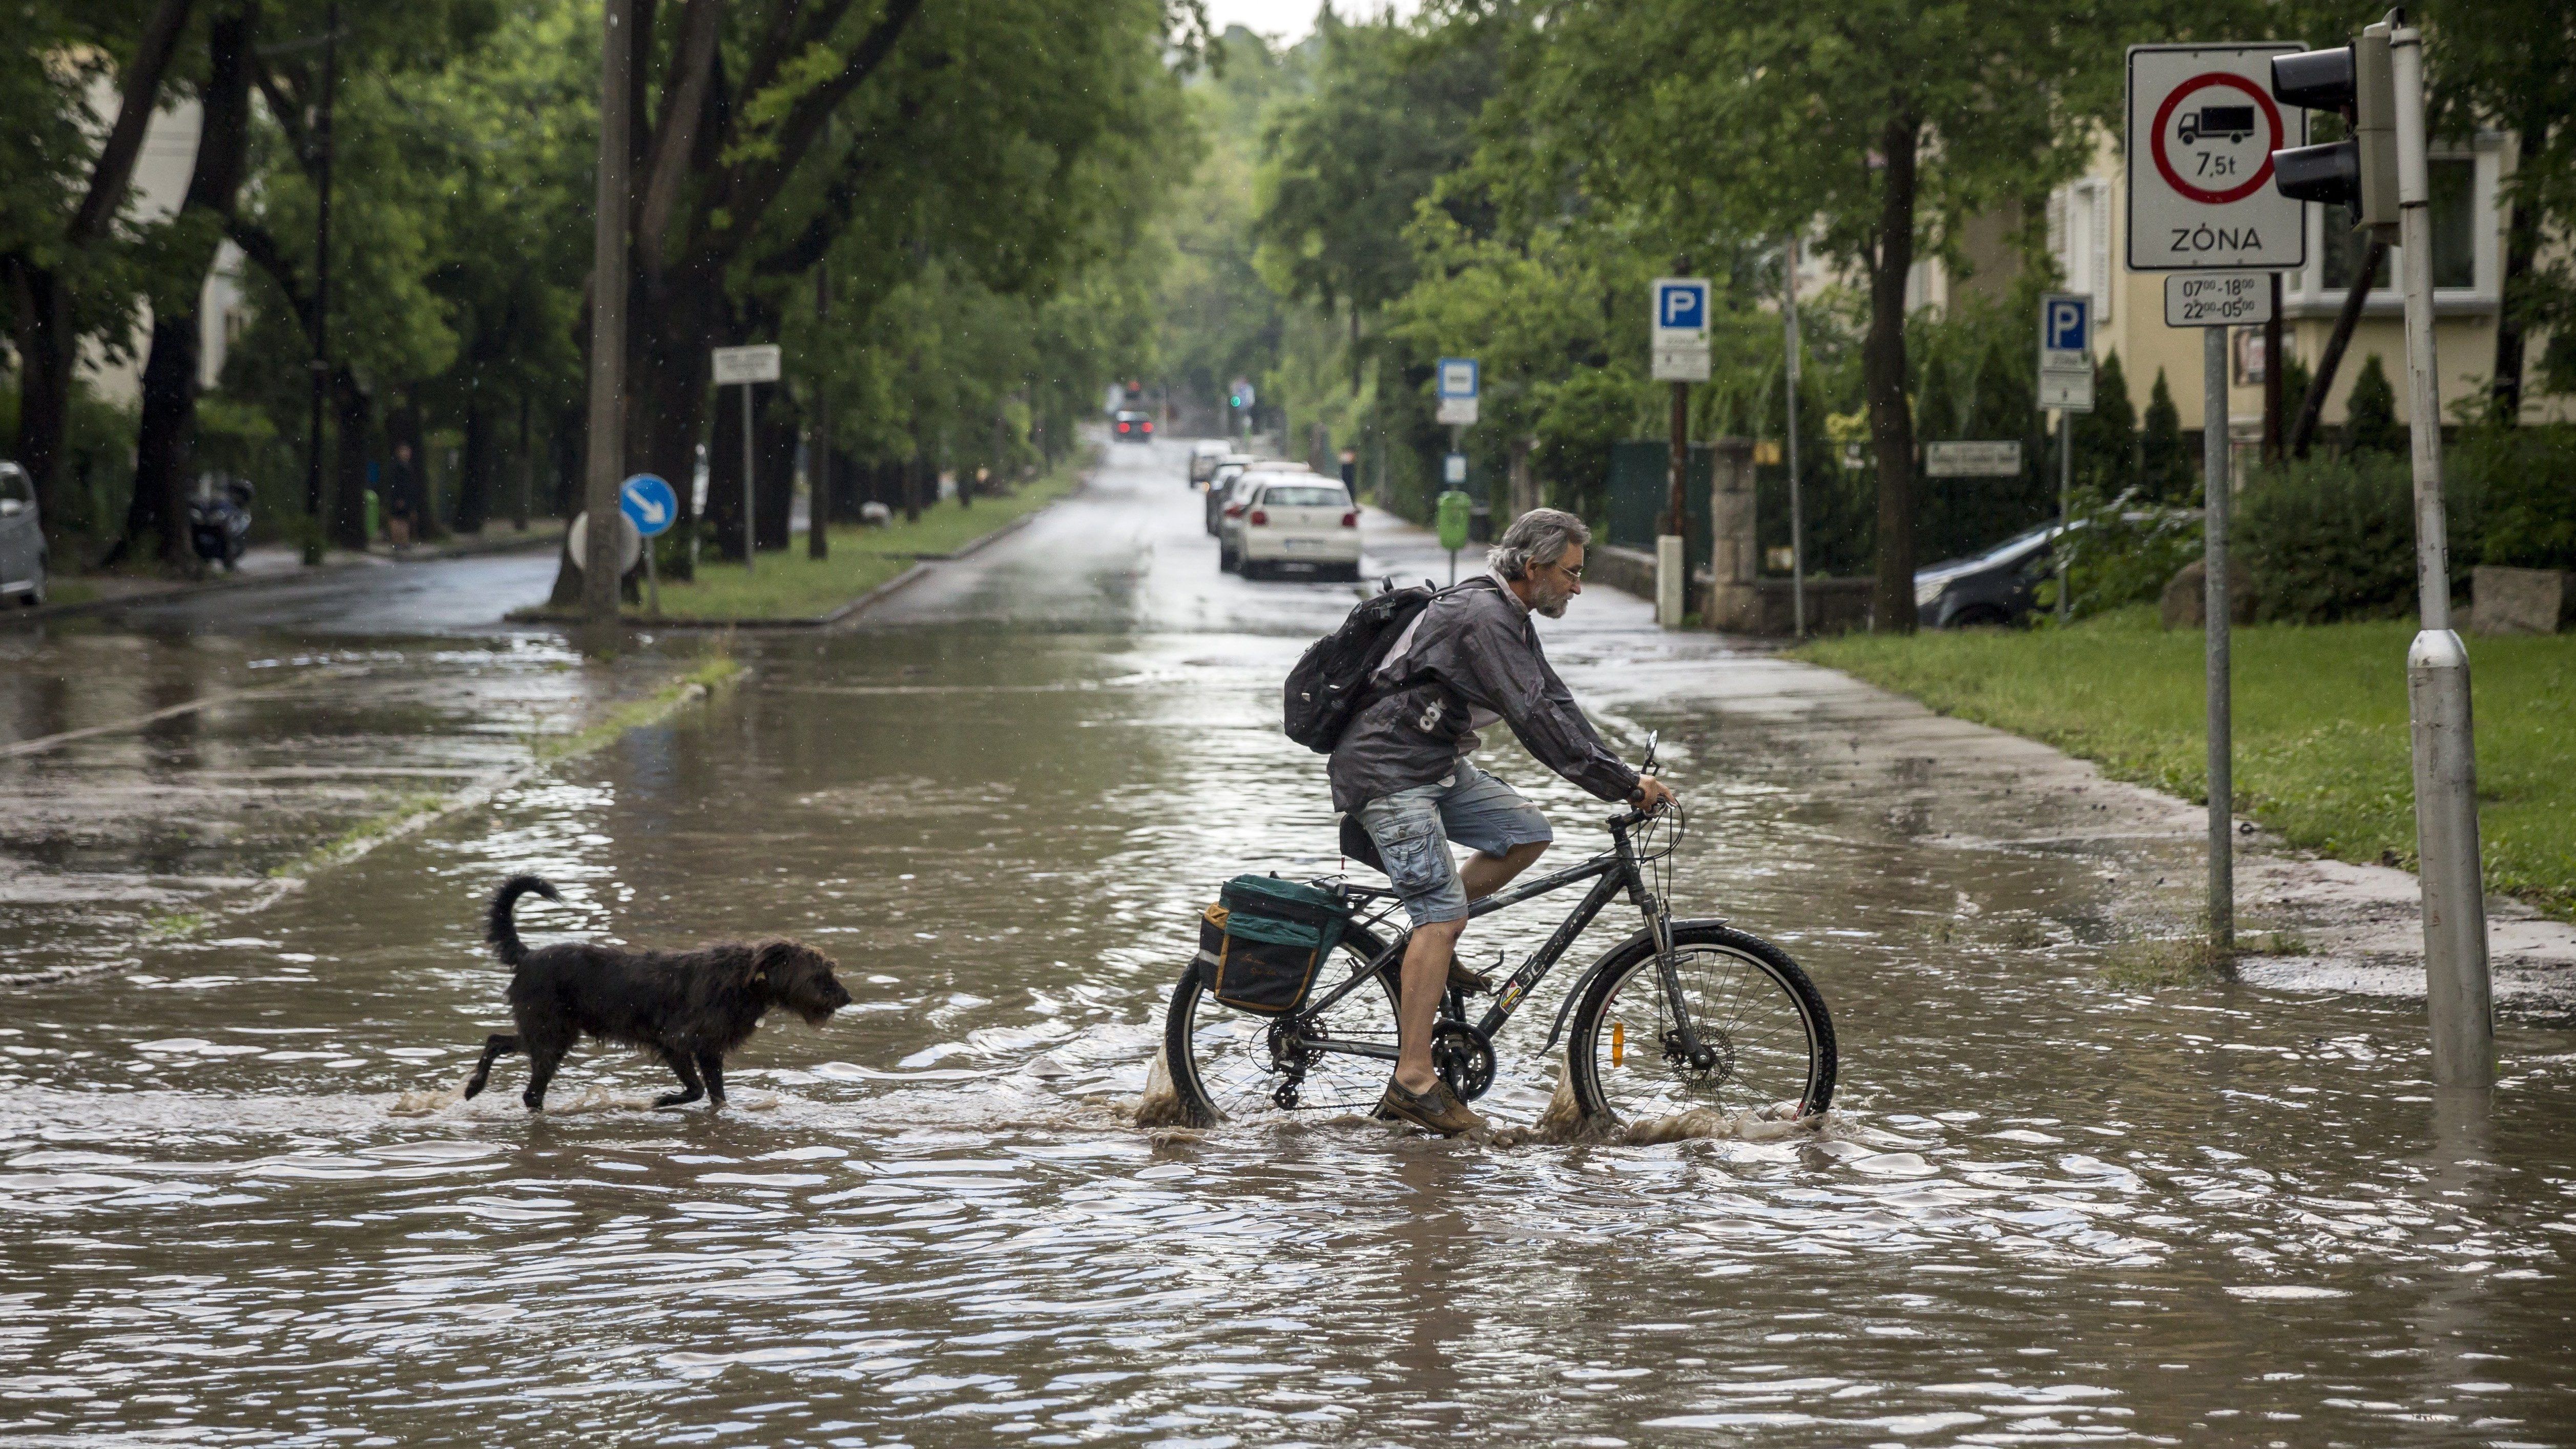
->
[2390, 19, 2492, 1087]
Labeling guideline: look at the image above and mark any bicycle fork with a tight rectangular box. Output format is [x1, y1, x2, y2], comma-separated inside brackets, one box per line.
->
[1635, 881, 1722, 1075]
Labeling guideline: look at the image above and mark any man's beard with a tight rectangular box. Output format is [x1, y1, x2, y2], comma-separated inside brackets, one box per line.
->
[1535, 593, 1571, 619]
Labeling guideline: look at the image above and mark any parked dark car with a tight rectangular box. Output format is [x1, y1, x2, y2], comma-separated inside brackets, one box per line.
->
[1914, 520, 2065, 628]
[1112, 410, 1155, 443]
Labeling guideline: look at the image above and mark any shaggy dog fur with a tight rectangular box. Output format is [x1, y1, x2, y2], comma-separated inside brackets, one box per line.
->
[463, 875, 851, 1111]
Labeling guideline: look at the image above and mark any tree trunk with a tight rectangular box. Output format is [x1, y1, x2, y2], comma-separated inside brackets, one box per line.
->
[754, 389, 797, 550]
[2490, 117, 2548, 425]
[1865, 115, 1922, 634]
[6, 262, 74, 530]
[2291, 239, 2384, 459]
[122, 314, 201, 567]
[455, 384, 495, 534]
[330, 368, 371, 550]
[707, 379, 750, 561]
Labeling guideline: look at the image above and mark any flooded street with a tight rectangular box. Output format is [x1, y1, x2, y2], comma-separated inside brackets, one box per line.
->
[4, 440, 2572, 1445]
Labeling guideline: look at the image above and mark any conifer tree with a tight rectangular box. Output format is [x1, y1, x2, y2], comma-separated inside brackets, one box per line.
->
[2141, 367, 2187, 502]
[2072, 349, 2136, 498]
[2343, 354, 2404, 455]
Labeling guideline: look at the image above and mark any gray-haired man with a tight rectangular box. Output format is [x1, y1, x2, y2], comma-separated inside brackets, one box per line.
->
[1330, 507, 1674, 1134]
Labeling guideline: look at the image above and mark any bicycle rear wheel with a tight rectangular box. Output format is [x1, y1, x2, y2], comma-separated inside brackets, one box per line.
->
[1568, 923, 1834, 1126]
[1164, 928, 1397, 1127]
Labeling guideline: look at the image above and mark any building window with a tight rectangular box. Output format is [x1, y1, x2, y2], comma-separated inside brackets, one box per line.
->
[2319, 156, 2477, 291]
[2049, 179, 2113, 323]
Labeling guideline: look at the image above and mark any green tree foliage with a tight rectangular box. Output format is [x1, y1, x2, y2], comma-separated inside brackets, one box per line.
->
[2342, 354, 2404, 456]
[1155, 28, 1296, 427]
[2141, 368, 2188, 501]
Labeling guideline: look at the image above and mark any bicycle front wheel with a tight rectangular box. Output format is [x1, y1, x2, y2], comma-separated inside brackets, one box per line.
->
[1568, 924, 1835, 1126]
[1164, 927, 1398, 1127]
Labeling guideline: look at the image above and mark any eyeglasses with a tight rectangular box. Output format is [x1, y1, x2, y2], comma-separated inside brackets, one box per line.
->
[1547, 559, 1585, 582]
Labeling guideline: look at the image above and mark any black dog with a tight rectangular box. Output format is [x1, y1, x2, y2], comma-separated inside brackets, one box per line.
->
[462, 875, 851, 1111]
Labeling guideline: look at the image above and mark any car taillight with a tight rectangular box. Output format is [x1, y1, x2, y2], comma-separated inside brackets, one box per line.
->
[1142, 421, 1154, 432]
[1116, 421, 1129, 432]
[1248, 509, 1268, 526]
[1340, 510, 1358, 528]
[1224, 503, 1244, 518]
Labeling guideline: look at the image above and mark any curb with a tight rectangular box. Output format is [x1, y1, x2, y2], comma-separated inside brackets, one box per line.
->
[507, 491, 1065, 630]
[3, 527, 567, 628]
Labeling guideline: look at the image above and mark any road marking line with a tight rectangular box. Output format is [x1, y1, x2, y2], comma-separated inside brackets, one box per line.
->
[0, 685, 301, 760]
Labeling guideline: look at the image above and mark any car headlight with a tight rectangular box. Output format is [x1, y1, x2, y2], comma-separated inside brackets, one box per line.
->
[1914, 578, 1944, 607]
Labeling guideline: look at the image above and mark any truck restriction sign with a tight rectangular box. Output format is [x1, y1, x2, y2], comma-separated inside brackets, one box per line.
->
[2126, 44, 2306, 272]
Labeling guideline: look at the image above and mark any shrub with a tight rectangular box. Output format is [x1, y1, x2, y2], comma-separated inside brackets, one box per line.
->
[2237, 454, 2417, 622]
[2453, 423, 2576, 571]
[2141, 368, 2188, 501]
[2343, 354, 2404, 456]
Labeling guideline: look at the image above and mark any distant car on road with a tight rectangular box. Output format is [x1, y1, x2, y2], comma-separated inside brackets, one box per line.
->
[0, 461, 46, 607]
[1112, 410, 1155, 443]
[1187, 439, 1229, 489]
[1202, 457, 1258, 534]
[1230, 476, 1361, 582]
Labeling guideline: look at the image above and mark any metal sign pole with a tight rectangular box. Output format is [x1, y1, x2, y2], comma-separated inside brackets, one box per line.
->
[1781, 238, 1806, 638]
[740, 380, 756, 574]
[2203, 323, 2234, 954]
[2058, 409, 2073, 623]
[2390, 19, 2491, 1087]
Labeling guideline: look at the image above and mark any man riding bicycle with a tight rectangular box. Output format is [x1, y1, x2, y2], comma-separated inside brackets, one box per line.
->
[1334, 508, 1674, 1135]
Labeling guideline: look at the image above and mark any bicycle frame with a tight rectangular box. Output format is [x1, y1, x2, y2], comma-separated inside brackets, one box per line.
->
[1291, 810, 1713, 1067]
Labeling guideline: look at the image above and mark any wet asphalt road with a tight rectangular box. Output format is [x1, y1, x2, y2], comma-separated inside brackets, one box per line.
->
[2, 437, 2572, 1445]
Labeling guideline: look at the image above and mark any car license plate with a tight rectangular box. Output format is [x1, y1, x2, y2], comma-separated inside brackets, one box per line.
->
[1282, 538, 1321, 550]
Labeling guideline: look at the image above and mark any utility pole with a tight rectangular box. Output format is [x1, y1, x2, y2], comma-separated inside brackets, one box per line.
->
[581, 0, 634, 624]
[2388, 17, 2492, 1087]
[2271, 14, 2492, 1086]
[2202, 320, 2234, 953]
[1782, 237, 1807, 638]
[300, 0, 339, 554]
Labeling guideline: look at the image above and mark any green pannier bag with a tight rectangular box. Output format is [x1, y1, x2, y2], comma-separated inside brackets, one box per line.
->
[1195, 874, 1347, 1015]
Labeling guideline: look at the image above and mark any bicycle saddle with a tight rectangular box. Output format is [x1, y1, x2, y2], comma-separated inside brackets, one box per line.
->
[1337, 814, 1385, 875]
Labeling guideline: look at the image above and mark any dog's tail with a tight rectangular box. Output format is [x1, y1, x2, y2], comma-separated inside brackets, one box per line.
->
[487, 875, 562, 966]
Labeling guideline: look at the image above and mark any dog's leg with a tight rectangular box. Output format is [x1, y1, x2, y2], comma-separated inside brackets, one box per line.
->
[652, 1048, 705, 1109]
[523, 1041, 568, 1112]
[695, 1051, 726, 1108]
[463, 1034, 519, 1100]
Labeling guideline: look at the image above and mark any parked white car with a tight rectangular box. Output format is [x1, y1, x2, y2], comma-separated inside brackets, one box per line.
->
[1224, 473, 1361, 581]
[0, 462, 45, 607]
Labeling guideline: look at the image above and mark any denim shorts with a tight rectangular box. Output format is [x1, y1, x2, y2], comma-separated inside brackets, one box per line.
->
[1357, 763, 1554, 927]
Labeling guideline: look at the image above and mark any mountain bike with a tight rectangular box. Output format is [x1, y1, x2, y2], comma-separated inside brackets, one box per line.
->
[1162, 741, 1837, 1129]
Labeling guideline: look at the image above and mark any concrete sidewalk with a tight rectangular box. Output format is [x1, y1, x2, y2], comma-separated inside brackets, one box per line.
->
[13, 521, 566, 627]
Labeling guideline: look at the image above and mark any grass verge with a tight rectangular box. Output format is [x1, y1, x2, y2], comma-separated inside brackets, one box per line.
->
[1797, 609, 2576, 920]
[623, 463, 1080, 622]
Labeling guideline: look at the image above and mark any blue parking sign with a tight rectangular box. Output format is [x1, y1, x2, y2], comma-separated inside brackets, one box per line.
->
[1655, 279, 1708, 333]
[2045, 296, 2090, 355]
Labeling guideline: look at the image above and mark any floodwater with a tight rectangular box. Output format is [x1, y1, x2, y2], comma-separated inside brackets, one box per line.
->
[3, 440, 2571, 1446]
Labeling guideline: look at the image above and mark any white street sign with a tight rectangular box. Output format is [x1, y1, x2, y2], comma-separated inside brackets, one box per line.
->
[1649, 277, 1712, 382]
[2041, 372, 2097, 412]
[2165, 271, 2274, 326]
[1436, 357, 1479, 400]
[2126, 44, 2307, 272]
[1925, 441, 2025, 478]
[1443, 453, 1468, 484]
[1652, 344, 1711, 383]
[1436, 397, 1480, 426]
[711, 343, 782, 385]
[565, 509, 642, 574]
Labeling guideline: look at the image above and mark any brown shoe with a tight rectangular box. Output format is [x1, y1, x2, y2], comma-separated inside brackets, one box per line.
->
[1446, 962, 1496, 996]
[1377, 1076, 1486, 1136]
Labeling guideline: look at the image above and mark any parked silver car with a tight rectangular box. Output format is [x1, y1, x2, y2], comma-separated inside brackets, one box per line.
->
[0, 462, 44, 607]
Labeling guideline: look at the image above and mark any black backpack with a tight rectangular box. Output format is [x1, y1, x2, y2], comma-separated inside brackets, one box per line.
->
[1281, 579, 1437, 754]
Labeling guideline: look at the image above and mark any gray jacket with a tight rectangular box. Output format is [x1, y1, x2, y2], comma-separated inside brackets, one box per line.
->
[1327, 574, 1639, 813]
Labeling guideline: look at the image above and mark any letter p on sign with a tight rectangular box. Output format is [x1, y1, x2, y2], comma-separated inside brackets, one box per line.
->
[2047, 299, 2088, 353]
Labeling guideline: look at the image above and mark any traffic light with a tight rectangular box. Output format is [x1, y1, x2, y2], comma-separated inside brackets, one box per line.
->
[2268, 21, 2397, 233]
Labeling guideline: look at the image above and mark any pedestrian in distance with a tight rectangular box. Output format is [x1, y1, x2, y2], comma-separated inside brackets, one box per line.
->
[1332, 507, 1674, 1135]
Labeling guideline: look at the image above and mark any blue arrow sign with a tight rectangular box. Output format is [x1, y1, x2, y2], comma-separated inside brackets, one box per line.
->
[619, 473, 678, 538]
